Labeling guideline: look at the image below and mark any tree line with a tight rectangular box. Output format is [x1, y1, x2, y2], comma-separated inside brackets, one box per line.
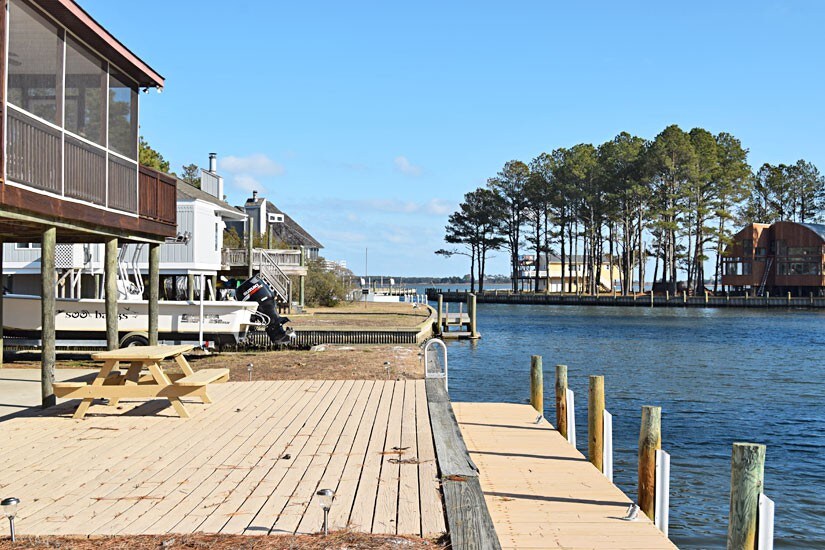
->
[437, 124, 825, 295]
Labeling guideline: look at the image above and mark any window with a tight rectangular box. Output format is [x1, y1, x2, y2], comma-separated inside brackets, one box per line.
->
[742, 239, 753, 253]
[724, 260, 752, 276]
[8, 0, 61, 124]
[787, 247, 819, 257]
[15, 242, 41, 249]
[755, 247, 767, 256]
[64, 36, 106, 145]
[108, 69, 138, 159]
[778, 262, 821, 276]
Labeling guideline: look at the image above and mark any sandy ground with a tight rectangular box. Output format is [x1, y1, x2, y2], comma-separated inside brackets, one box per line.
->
[2, 344, 425, 381]
[0, 532, 446, 549]
[290, 302, 432, 330]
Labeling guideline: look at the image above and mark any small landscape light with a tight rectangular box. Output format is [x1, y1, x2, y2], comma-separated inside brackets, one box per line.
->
[316, 488, 334, 535]
[247, 362, 254, 382]
[2, 497, 20, 542]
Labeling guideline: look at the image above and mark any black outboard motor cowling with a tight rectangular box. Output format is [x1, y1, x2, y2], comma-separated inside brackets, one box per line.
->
[237, 275, 294, 344]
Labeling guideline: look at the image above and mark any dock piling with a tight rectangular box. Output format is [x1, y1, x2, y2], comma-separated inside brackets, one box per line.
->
[468, 293, 479, 338]
[639, 405, 662, 520]
[530, 355, 543, 415]
[437, 294, 443, 335]
[588, 375, 605, 472]
[728, 443, 766, 550]
[555, 365, 568, 439]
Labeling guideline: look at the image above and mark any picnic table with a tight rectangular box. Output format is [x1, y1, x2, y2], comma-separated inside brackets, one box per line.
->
[53, 344, 229, 419]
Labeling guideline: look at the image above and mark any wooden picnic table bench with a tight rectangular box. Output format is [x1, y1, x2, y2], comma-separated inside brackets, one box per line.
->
[53, 344, 229, 419]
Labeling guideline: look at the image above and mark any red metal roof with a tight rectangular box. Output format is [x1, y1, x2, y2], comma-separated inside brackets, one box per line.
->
[35, 0, 164, 88]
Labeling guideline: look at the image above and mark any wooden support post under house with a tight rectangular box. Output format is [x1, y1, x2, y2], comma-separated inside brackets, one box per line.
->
[148, 242, 160, 346]
[41, 227, 57, 407]
[104, 237, 118, 351]
[187, 273, 195, 302]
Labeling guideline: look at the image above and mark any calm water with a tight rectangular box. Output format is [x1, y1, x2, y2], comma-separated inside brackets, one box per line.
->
[443, 304, 825, 549]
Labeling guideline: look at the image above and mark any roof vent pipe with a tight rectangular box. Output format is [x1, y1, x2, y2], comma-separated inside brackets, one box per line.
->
[208, 153, 217, 173]
[252, 190, 258, 201]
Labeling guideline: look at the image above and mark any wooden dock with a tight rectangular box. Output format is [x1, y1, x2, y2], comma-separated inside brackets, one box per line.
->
[0, 380, 445, 538]
[452, 402, 677, 549]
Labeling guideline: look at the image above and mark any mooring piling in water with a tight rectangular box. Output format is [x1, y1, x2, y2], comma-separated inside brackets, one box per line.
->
[639, 405, 662, 521]
[555, 364, 568, 440]
[530, 355, 543, 415]
[437, 294, 443, 335]
[728, 442, 766, 550]
[468, 293, 479, 338]
[588, 375, 605, 472]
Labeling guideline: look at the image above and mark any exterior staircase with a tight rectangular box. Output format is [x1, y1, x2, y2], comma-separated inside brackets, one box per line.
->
[756, 257, 773, 296]
[253, 248, 292, 306]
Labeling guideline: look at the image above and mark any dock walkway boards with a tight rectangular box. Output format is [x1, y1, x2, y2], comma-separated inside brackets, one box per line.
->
[0, 380, 445, 539]
[453, 402, 677, 550]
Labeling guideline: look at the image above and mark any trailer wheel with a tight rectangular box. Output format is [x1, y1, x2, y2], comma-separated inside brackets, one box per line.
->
[120, 333, 149, 348]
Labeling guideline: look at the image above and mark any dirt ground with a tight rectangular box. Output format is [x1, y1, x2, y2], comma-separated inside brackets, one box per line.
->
[0, 532, 446, 549]
[2, 344, 425, 380]
[290, 302, 432, 330]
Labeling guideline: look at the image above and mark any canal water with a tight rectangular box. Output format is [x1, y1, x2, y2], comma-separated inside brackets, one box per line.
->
[443, 304, 825, 549]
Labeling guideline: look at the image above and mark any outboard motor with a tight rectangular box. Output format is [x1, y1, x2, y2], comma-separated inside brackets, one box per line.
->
[236, 275, 294, 344]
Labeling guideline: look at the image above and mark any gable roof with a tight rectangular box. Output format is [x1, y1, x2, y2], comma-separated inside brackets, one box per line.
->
[265, 202, 323, 249]
[176, 179, 245, 219]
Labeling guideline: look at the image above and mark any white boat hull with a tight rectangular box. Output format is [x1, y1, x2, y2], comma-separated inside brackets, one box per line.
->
[2, 294, 259, 343]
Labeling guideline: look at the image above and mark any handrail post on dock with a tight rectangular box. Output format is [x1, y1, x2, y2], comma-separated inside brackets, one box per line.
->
[555, 365, 568, 439]
[639, 405, 661, 520]
[530, 355, 543, 415]
[588, 375, 605, 472]
[728, 442, 766, 549]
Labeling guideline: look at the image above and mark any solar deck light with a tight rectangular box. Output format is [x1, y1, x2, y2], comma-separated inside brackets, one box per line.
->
[316, 488, 334, 535]
[247, 362, 254, 382]
[2, 497, 19, 542]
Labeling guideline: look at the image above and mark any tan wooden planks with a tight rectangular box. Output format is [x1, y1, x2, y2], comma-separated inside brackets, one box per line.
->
[0, 380, 445, 540]
[453, 402, 677, 550]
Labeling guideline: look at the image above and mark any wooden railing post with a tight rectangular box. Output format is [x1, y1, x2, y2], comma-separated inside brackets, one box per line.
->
[728, 443, 766, 550]
[639, 406, 661, 520]
[588, 375, 605, 472]
[555, 365, 568, 439]
[530, 355, 543, 415]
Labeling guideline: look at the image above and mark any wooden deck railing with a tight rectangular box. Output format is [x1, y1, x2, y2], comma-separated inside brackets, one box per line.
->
[4, 107, 176, 229]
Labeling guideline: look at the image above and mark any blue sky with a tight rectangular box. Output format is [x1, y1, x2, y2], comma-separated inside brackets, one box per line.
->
[85, 1, 825, 277]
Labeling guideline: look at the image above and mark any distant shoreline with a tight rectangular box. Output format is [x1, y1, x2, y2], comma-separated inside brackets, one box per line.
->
[427, 289, 825, 309]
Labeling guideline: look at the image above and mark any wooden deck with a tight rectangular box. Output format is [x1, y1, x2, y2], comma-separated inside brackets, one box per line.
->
[0, 380, 445, 538]
[453, 402, 677, 550]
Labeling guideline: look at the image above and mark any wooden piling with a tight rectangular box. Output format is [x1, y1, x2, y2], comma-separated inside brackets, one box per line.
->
[148, 242, 160, 346]
[638, 405, 662, 520]
[104, 237, 118, 351]
[727, 442, 766, 550]
[468, 293, 479, 338]
[588, 376, 605, 471]
[437, 294, 443, 334]
[530, 356, 543, 415]
[41, 227, 56, 407]
[555, 364, 568, 439]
